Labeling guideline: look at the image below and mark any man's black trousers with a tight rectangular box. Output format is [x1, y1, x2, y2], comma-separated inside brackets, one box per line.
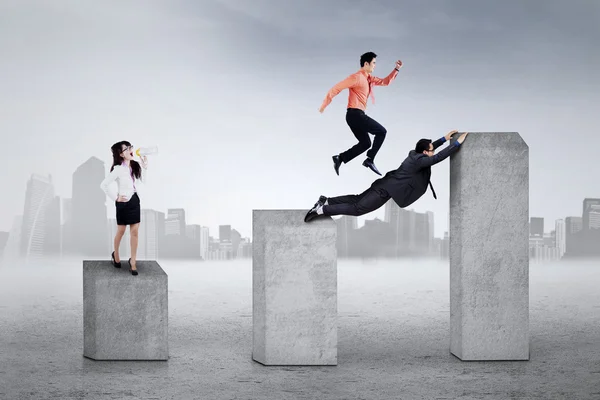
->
[339, 108, 387, 163]
[322, 186, 391, 217]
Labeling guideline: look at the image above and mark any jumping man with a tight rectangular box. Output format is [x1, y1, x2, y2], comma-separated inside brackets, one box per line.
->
[319, 52, 402, 176]
[304, 131, 469, 222]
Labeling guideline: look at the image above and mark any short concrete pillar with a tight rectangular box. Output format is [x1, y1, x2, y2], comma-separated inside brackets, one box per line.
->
[83, 260, 168, 360]
[449, 132, 529, 360]
[252, 210, 337, 365]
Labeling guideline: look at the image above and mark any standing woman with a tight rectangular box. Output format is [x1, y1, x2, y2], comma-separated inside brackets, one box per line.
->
[100, 141, 148, 276]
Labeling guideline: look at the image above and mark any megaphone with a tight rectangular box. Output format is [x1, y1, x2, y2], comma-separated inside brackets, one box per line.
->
[136, 146, 158, 157]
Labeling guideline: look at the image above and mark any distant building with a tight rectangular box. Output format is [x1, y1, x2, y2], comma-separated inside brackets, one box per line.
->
[565, 216, 583, 235]
[165, 218, 180, 236]
[238, 238, 252, 258]
[140, 209, 163, 260]
[61, 198, 73, 255]
[543, 232, 554, 247]
[589, 205, 600, 230]
[529, 217, 543, 237]
[167, 209, 186, 236]
[431, 237, 442, 258]
[72, 157, 107, 257]
[219, 225, 231, 242]
[179, 225, 209, 260]
[555, 219, 566, 258]
[427, 211, 435, 254]
[529, 234, 561, 262]
[582, 198, 600, 230]
[564, 216, 582, 256]
[3, 215, 22, 261]
[200, 226, 209, 260]
[231, 228, 242, 258]
[385, 201, 433, 256]
[0, 231, 9, 258]
[207, 236, 227, 260]
[335, 216, 357, 257]
[219, 241, 233, 259]
[441, 231, 449, 259]
[20, 174, 54, 260]
[44, 195, 62, 256]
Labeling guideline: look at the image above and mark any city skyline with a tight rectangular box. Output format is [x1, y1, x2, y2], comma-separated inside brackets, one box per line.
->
[0, 159, 253, 262]
[7, 156, 600, 237]
[2, 155, 597, 238]
[1, 155, 598, 262]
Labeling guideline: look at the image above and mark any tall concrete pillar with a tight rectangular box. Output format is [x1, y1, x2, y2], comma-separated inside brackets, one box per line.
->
[252, 210, 337, 366]
[449, 132, 529, 361]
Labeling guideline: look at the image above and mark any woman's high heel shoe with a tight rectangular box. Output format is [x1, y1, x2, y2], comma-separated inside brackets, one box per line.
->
[128, 258, 138, 276]
[111, 251, 121, 268]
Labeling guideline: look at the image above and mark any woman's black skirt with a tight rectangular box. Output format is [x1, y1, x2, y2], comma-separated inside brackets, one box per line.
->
[115, 193, 141, 225]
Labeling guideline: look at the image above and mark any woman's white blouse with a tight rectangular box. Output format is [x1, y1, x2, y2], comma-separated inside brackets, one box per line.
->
[100, 164, 147, 202]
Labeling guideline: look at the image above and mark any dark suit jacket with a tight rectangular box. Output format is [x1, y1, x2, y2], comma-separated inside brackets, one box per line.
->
[371, 137, 461, 208]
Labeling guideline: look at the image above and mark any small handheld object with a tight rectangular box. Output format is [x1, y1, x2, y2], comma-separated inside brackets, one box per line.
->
[136, 146, 158, 157]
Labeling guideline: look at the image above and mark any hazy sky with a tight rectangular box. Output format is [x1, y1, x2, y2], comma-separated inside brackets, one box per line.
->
[0, 0, 598, 238]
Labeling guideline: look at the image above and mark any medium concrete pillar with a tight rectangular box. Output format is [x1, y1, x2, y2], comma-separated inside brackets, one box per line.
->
[83, 260, 168, 360]
[252, 210, 337, 366]
[449, 132, 529, 361]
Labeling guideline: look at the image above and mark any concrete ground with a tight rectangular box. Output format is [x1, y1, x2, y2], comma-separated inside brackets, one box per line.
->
[0, 258, 599, 400]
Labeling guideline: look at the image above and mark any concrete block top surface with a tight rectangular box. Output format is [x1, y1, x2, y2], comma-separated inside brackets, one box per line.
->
[451, 132, 528, 150]
[450, 131, 529, 191]
[83, 260, 167, 278]
[253, 209, 336, 227]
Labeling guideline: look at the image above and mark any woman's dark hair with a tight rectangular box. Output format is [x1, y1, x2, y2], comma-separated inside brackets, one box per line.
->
[360, 51, 377, 67]
[110, 141, 142, 179]
[415, 139, 432, 154]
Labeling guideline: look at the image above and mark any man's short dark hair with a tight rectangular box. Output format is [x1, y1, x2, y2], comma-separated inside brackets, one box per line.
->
[415, 139, 432, 153]
[360, 52, 377, 67]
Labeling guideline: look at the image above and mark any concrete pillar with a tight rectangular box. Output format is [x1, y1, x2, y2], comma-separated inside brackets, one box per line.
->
[83, 260, 168, 360]
[449, 132, 529, 361]
[252, 210, 337, 365]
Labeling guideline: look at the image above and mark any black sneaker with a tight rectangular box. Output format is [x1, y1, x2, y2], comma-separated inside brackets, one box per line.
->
[362, 158, 381, 176]
[332, 155, 342, 176]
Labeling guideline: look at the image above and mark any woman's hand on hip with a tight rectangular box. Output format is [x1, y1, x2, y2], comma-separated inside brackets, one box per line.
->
[116, 195, 128, 202]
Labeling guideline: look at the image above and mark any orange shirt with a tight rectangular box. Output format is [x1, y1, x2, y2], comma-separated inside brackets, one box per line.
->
[320, 67, 399, 112]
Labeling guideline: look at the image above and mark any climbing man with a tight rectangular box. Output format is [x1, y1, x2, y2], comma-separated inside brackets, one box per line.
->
[305, 131, 469, 222]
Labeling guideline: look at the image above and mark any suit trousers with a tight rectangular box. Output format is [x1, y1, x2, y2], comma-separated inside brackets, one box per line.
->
[322, 185, 391, 217]
[339, 108, 387, 163]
